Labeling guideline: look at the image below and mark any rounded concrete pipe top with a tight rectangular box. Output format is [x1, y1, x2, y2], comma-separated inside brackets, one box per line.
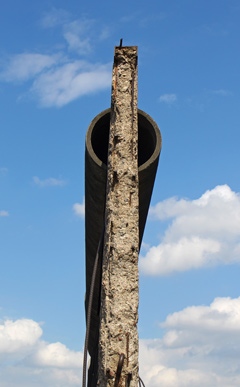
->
[86, 108, 162, 171]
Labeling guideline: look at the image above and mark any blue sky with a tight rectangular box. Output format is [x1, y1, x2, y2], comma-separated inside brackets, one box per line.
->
[1, 1, 240, 385]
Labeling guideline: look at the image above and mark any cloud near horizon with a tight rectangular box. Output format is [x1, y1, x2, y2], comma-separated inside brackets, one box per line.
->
[140, 185, 240, 275]
[0, 318, 82, 387]
[1, 296, 240, 386]
[0, 12, 111, 107]
[140, 296, 240, 387]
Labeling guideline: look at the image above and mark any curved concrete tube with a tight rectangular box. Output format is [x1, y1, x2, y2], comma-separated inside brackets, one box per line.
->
[85, 108, 161, 379]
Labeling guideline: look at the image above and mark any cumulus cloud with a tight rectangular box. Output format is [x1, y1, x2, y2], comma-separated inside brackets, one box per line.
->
[0, 12, 111, 107]
[32, 342, 82, 368]
[0, 210, 9, 217]
[33, 176, 67, 187]
[140, 185, 240, 275]
[0, 319, 42, 354]
[159, 93, 177, 104]
[140, 296, 240, 386]
[1, 299, 240, 386]
[0, 318, 82, 387]
[73, 199, 85, 218]
[162, 297, 240, 336]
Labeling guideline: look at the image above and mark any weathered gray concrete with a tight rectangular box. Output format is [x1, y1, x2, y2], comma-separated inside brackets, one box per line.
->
[98, 46, 139, 386]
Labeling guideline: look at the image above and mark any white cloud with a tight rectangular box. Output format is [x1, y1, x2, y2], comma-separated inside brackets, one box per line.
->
[0, 210, 9, 217]
[0, 12, 111, 108]
[162, 297, 240, 335]
[73, 200, 85, 218]
[0, 317, 82, 387]
[140, 237, 221, 275]
[2, 299, 240, 386]
[0, 319, 42, 354]
[140, 185, 240, 275]
[33, 176, 66, 187]
[32, 342, 82, 368]
[40, 10, 93, 54]
[63, 20, 93, 54]
[140, 297, 240, 386]
[0, 53, 58, 82]
[31, 61, 111, 107]
[0, 53, 111, 108]
[159, 93, 177, 104]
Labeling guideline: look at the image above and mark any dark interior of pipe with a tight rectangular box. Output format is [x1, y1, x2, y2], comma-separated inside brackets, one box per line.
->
[91, 111, 157, 167]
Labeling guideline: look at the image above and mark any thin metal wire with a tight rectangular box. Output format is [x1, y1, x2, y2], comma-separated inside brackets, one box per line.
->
[114, 353, 125, 387]
[139, 376, 146, 387]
